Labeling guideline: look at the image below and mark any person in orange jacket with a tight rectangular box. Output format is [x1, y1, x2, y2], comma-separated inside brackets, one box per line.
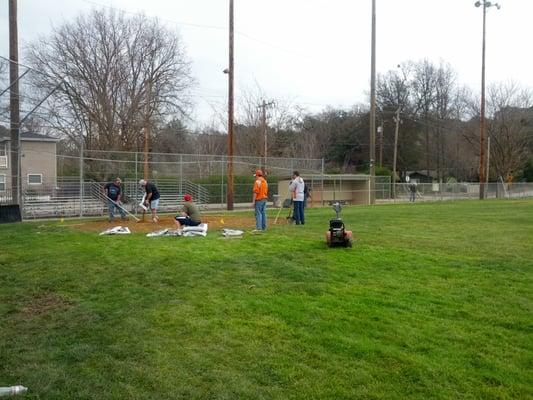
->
[252, 169, 268, 231]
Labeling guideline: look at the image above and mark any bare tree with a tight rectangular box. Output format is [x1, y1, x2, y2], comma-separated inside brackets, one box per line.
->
[26, 8, 194, 151]
[486, 83, 533, 179]
[411, 60, 438, 177]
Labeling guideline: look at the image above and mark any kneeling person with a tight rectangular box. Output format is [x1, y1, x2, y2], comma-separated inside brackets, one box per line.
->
[175, 194, 201, 229]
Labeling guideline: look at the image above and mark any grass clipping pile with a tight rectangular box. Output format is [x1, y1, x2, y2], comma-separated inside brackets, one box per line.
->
[72, 215, 256, 233]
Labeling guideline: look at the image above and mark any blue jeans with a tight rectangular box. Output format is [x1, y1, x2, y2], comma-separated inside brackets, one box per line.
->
[254, 199, 267, 230]
[108, 199, 126, 221]
[293, 200, 304, 225]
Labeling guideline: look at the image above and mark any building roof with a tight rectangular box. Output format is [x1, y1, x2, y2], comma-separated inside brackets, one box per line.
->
[0, 131, 59, 143]
[406, 170, 439, 179]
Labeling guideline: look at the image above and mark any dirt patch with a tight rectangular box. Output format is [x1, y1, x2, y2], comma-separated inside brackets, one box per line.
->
[69, 214, 257, 233]
[19, 292, 74, 317]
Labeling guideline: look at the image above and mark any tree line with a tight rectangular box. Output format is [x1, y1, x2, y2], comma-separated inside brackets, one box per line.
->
[6, 8, 532, 181]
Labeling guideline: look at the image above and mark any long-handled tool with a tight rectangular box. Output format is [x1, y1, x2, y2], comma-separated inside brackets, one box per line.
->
[274, 187, 292, 224]
[104, 195, 140, 222]
[139, 193, 147, 222]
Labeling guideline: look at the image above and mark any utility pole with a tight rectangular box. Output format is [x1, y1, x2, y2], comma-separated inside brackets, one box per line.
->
[258, 99, 274, 168]
[392, 107, 401, 199]
[369, 0, 376, 204]
[226, 0, 235, 211]
[475, 0, 500, 199]
[143, 80, 151, 180]
[9, 0, 20, 205]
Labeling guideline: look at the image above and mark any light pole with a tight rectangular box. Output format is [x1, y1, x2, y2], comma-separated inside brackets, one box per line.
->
[369, 0, 376, 204]
[475, 0, 500, 200]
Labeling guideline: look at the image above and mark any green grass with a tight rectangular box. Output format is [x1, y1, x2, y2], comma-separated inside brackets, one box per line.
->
[1, 200, 532, 399]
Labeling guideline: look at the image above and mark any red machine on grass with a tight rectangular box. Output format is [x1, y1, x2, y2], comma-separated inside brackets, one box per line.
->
[326, 202, 353, 247]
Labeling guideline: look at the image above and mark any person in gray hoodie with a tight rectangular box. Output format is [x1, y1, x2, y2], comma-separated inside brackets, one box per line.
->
[289, 171, 305, 225]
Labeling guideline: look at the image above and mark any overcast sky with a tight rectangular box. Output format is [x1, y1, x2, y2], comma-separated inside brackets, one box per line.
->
[1, 0, 532, 127]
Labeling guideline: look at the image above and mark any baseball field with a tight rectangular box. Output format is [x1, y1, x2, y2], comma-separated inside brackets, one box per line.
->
[1, 200, 531, 399]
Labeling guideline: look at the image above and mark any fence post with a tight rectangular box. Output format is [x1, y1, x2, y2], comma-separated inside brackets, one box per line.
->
[179, 154, 183, 196]
[134, 152, 138, 216]
[321, 158, 325, 206]
[79, 141, 83, 218]
[221, 158, 225, 209]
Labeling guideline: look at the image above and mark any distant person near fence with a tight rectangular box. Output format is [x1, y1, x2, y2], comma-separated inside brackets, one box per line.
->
[409, 182, 417, 202]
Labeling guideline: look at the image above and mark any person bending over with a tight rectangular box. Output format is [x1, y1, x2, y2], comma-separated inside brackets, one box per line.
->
[139, 179, 160, 223]
[175, 193, 201, 229]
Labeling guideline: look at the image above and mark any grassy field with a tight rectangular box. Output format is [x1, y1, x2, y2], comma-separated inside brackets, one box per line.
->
[0, 200, 532, 399]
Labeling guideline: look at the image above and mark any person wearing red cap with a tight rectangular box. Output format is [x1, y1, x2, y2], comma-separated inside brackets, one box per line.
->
[252, 169, 268, 231]
[175, 193, 202, 228]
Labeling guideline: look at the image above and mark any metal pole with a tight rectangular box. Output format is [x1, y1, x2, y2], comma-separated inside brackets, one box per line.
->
[144, 81, 151, 180]
[79, 137, 83, 217]
[321, 158, 325, 206]
[369, 0, 377, 204]
[478, 2, 487, 199]
[9, 0, 20, 205]
[221, 158, 225, 208]
[179, 154, 183, 195]
[378, 125, 383, 167]
[258, 100, 274, 169]
[134, 151, 138, 216]
[262, 99, 266, 167]
[392, 107, 400, 199]
[486, 135, 491, 197]
[226, 0, 235, 211]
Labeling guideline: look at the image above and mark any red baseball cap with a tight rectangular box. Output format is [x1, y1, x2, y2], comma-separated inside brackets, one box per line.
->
[184, 194, 192, 202]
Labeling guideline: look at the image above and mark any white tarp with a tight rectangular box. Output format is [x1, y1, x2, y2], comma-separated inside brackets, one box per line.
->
[146, 223, 208, 238]
[222, 228, 244, 237]
[99, 226, 131, 235]
[182, 223, 208, 237]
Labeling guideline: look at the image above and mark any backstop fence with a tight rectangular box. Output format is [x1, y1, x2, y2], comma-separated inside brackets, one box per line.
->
[1, 149, 532, 219]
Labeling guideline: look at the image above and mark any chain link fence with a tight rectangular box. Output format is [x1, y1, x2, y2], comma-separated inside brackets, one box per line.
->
[1, 148, 533, 219]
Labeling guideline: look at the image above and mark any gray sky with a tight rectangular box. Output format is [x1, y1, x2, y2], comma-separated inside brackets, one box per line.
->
[1, 0, 532, 126]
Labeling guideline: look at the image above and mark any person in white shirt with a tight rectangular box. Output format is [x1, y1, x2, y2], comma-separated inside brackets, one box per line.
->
[289, 171, 305, 225]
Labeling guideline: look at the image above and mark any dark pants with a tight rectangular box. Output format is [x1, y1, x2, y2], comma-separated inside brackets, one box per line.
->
[175, 216, 201, 226]
[293, 200, 304, 225]
[108, 199, 126, 221]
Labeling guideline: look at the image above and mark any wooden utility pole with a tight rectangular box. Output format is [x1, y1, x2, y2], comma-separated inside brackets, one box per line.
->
[144, 80, 151, 180]
[392, 108, 401, 199]
[9, 0, 20, 205]
[258, 99, 274, 167]
[226, 0, 234, 210]
[369, 0, 376, 204]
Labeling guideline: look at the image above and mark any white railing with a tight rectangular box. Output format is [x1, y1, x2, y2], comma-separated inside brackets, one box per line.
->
[3, 179, 533, 220]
